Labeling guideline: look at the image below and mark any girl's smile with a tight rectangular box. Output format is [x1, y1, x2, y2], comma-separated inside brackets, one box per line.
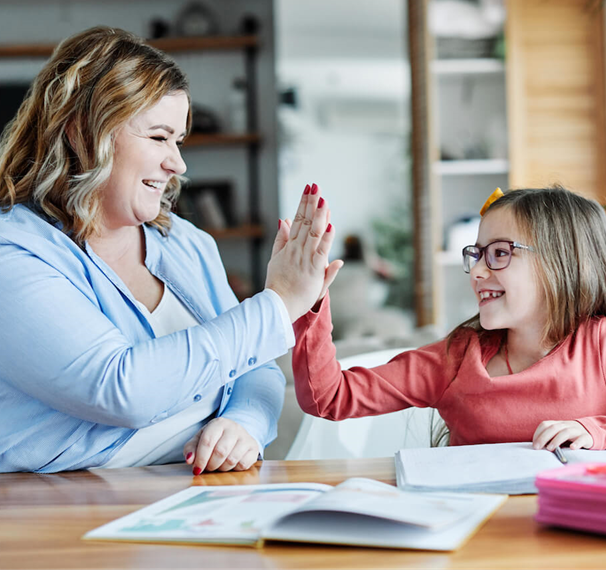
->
[478, 290, 505, 306]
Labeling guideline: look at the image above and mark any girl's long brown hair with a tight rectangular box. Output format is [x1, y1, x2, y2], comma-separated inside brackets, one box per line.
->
[0, 26, 191, 242]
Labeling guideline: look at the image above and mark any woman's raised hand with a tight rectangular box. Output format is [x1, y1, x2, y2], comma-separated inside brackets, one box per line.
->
[265, 183, 343, 322]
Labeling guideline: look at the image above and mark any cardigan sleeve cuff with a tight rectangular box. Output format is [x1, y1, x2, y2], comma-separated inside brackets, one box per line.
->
[264, 288, 295, 349]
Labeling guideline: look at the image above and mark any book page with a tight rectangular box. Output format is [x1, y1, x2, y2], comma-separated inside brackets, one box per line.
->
[84, 483, 330, 545]
[286, 478, 479, 529]
[398, 442, 561, 489]
[564, 447, 606, 465]
[264, 488, 507, 551]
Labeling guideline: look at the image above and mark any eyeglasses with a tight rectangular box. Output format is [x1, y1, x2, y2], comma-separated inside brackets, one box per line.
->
[462, 240, 535, 274]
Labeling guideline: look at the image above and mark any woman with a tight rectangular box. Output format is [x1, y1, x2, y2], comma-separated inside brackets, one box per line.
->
[0, 27, 339, 473]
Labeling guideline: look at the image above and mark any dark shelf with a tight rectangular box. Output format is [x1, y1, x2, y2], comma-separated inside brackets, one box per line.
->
[151, 35, 259, 53]
[183, 133, 262, 148]
[0, 35, 259, 58]
[204, 224, 264, 240]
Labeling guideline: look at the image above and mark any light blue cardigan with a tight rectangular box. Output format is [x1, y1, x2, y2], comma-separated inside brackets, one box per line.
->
[0, 204, 291, 472]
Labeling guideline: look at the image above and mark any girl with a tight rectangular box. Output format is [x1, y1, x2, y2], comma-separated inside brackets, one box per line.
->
[289, 186, 606, 452]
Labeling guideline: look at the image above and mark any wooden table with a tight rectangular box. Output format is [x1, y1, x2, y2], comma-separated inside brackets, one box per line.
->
[1, 458, 605, 569]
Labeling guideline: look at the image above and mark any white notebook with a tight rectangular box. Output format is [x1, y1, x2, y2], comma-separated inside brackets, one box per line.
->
[396, 442, 606, 495]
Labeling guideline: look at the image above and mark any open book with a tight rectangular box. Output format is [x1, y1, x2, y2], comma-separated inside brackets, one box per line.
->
[83, 477, 506, 552]
[396, 442, 606, 495]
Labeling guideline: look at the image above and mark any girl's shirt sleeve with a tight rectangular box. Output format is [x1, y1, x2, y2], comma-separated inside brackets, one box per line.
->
[579, 317, 606, 450]
[292, 292, 463, 421]
[576, 416, 606, 450]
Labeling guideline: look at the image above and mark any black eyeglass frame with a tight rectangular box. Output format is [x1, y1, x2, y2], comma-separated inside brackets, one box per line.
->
[462, 240, 535, 274]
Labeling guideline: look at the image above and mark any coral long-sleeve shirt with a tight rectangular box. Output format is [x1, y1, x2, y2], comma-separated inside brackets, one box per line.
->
[292, 294, 606, 450]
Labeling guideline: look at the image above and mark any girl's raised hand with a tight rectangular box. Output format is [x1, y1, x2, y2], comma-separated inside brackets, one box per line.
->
[532, 420, 594, 451]
[265, 183, 343, 322]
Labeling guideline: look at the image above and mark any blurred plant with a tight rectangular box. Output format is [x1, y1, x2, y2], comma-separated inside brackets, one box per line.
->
[372, 201, 415, 310]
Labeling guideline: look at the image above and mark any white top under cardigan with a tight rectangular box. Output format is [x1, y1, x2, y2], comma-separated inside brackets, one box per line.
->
[101, 286, 224, 468]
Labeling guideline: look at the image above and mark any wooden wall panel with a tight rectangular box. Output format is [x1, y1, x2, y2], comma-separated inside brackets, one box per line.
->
[506, 0, 606, 203]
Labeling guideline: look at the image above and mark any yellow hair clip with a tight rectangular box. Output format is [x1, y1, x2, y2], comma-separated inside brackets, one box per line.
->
[480, 187, 504, 217]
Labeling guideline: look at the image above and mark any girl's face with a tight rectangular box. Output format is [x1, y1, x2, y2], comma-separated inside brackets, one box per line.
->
[470, 208, 547, 334]
[99, 91, 189, 230]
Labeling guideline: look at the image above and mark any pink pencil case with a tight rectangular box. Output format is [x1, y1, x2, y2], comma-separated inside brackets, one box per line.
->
[535, 463, 606, 536]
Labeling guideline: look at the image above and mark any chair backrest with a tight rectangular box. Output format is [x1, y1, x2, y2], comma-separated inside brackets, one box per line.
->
[285, 348, 445, 460]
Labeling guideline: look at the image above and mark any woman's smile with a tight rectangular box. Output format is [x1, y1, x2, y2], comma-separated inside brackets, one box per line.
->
[142, 179, 166, 193]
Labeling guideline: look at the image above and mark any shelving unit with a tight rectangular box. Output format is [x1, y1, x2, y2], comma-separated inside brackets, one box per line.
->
[431, 58, 505, 75]
[204, 224, 265, 240]
[0, 35, 259, 57]
[0, 34, 266, 292]
[431, 54, 509, 332]
[434, 159, 509, 175]
[182, 133, 261, 147]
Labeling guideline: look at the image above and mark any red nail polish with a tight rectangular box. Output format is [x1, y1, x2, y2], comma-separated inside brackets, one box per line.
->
[326, 223, 332, 233]
[303, 184, 310, 195]
[318, 197, 325, 208]
[186, 452, 193, 461]
[278, 219, 281, 229]
[193, 466, 202, 475]
[311, 183, 318, 194]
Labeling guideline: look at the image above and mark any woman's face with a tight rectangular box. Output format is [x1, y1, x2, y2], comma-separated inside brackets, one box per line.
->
[470, 207, 547, 334]
[99, 91, 189, 230]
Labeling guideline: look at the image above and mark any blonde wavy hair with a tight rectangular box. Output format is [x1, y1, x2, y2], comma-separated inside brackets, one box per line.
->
[449, 185, 606, 349]
[0, 26, 191, 242]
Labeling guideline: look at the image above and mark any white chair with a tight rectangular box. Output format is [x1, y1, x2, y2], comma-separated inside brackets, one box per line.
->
[286, 348, 446, 460]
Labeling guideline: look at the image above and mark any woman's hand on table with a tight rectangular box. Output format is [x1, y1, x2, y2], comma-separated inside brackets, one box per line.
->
[184, 417, 259, 474]
[265, 183, 343, 322]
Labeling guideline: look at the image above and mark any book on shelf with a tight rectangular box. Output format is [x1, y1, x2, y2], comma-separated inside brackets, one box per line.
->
[395, 442, 606, 495]
[535, 462, 606, 536]
[83, 477, 506, 552]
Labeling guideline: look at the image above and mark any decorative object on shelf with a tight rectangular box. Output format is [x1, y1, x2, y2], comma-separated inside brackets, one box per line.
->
[0, 83, 29, 135]
[179, 180, 236, 231]
[194, 192, 227, 230]
[227, 78, 248, 133]
[190, 104, 221, 134]
[279, 87, 297, 108]
[440, 132, 491, 162]
[239, 14, 260, 35]
[174, 2, 218, 37]
[447, 215, 480, 253]
[429, 0, 505, 59]
[149, 17, 171, 39]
